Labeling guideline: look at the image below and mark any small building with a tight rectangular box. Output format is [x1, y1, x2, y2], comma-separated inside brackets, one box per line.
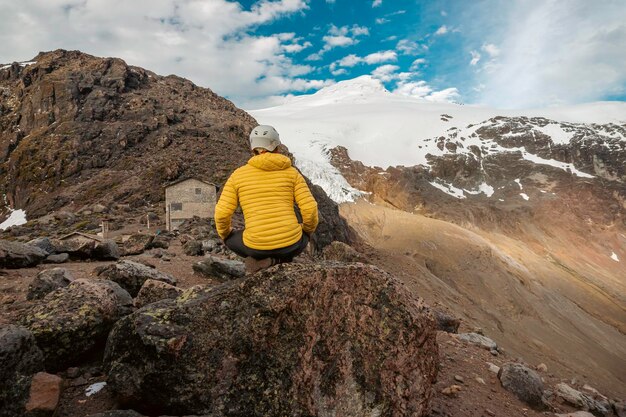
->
[164, 178, 217, 231]
[59, 232, 103, 244]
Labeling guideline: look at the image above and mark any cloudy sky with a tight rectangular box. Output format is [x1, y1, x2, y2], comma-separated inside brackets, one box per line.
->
[1, 0, 625, 109]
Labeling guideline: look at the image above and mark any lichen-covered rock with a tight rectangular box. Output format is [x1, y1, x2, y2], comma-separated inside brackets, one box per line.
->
[0, 325, 44, 417]
[93, 240, 121, 260]
[0, 239, 47, 269]
[104, 263, 438, 416]
[27, 268, 75, 300]
[134, 279, 183, 309]
[22, 279, 133, 371]
[498, 363, 545, 408]
[120, 234, 154, 256]
[95, 260, 177, 297]
[192, 255, 245, 282]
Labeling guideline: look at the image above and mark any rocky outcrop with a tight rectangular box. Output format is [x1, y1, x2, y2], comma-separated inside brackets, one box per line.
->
[27, 268, 75, 300]
[0, 240, 47, 268]
[120, 234, 153, 256]
[0, 325, 45, 417]
[21, 279, 133, 371]
[95, 260, 177, 297]
[104, 263, 438, 416]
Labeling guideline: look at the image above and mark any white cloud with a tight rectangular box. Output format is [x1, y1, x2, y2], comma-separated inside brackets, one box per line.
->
[396, 39, 421, 55]
[470, 50, 481, 66]
[373, 0, 383, 7]
[481, 43, 500, 57]
[376, 18, 389, 24]
[394, 81, 460, 102]
[371, 64, 400, 82]
[410, 58, 426, 70]
[477, 0, 626, 108]
[331, 68, 348, 76]
[435, 25, 449, 36]
[0, 0, 320, 107]
[336, 50, 397, 67]
[312, 24, 370, 58]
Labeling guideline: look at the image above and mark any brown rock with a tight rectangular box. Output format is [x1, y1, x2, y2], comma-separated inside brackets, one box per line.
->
[134, 279, 183, 309]
[25, 372, 62, 415]
[322, 241, 365, 262]
[120, 234, 154, 256]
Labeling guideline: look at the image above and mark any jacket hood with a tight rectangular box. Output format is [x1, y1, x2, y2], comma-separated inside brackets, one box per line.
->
[248, 152, 292, 171]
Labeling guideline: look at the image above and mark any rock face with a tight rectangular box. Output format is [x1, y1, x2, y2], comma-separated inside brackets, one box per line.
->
[498, 363, 544, 408]
[21, 279, 133, 371]
[27, 268, 75, 300]
[104, 263, 438, 416]
[192, 255, 245, 282]
[0, 325, 45, 417]
[95, 260, 177, 297]
[134, 279, 183, 309]
[0, 239, 47, 268]
[24, 372, 63, 416]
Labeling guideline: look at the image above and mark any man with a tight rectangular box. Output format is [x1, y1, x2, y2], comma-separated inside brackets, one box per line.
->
[214, 125, 318, 273]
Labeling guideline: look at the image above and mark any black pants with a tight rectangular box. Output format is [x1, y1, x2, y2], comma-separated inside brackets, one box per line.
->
[224, 230, 309, 262]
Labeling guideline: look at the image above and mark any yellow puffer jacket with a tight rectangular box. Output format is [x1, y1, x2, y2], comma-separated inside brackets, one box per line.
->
[214, 152, 319, 250]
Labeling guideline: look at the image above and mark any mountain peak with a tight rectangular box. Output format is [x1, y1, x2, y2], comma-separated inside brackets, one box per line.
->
[313, 75, 390, 99]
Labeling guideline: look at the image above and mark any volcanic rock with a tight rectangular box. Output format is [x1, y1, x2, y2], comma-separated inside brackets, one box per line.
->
[93, 240, 121, 260]
[21, 279, 133, 371]
[0, 325, 45, 417]
[0, 239, 47, 268]
[27, 268, 75, 300]
[95, 260, 177, 297]
[27, 237, 56, 256]
[498, 363, 545, 408]
[192, 255, 245, 282]
[43, 253, 69, 264]
[554, 383, 611, 416]
[433, 309, 461, 333]
[457, 332, 498, 351]
[134, 279, 183, 309]
[120, 234, 154, 256]
[54, 238, 95, 259]
[322, 240, 365, 262]
[182, 240, 203, 256]
[104, 263, 438, 416]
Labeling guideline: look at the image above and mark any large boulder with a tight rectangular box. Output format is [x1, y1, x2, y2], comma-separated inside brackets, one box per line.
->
[0, 240, 47, 268]
[498, 363, 545, 408]
[27, 268, 75, 300]
[192, 255, 245, 282]
[93, 240, 121, 260]
[134, 279, 183, 309]
[0, 325, 45, 417]
[27, 237, 56, 256]
[54, 238, 96, 259]
[95, 260, 177, 297]
[21, 279, 134, 371]
[554, 383, 611, 416]
[120, 234, 154, 256]
[104, 263, 438, 416]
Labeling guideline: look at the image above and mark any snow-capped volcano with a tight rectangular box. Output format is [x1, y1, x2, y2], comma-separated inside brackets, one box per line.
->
[250, 76, 626, 203]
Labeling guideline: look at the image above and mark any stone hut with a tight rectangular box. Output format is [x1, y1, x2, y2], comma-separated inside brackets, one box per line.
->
[165, 178, 217, 231]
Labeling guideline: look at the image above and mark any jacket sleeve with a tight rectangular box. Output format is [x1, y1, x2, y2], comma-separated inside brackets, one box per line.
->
[294, 171, 319, 234]
[214, 174, 239, 239]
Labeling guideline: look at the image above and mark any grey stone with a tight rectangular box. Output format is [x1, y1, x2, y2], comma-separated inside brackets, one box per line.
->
[96, 260, 177, 297]
[27, 268, 75, 300]
[192, 255, 245, 282]
[457, 332, 498, 350]
[498, 363, 544, 408]
[183, 240, 203, 256]
[27, 237, 56, 256]
[555, 383, 611, 416]
[433, 309, 460, 333]
[93, 239, 121, 260]
[0, 239, 47, 269]
[43, 253, 69, 264]
[201, 239, 219, 252]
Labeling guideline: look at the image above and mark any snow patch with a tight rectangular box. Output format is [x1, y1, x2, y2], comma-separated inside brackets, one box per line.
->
[610, 252, 620, 262]
[520, 193, 530, 201]
[0, 61, 36, 70]
[520, 151, 594, 178]
[535, 123, 574, 145]
[0, 209, 27, 230]
[430, 181, 466, 199]
[465, 182, 495, 197]
[514, 179, 523, 189]
[85, 382, 106, 397]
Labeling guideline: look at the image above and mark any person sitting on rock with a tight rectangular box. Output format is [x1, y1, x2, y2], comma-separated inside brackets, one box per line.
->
[215, 125, 319, 274]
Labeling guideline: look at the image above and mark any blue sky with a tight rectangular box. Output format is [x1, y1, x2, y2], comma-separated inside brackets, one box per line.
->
[1, 0, 625, 109]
